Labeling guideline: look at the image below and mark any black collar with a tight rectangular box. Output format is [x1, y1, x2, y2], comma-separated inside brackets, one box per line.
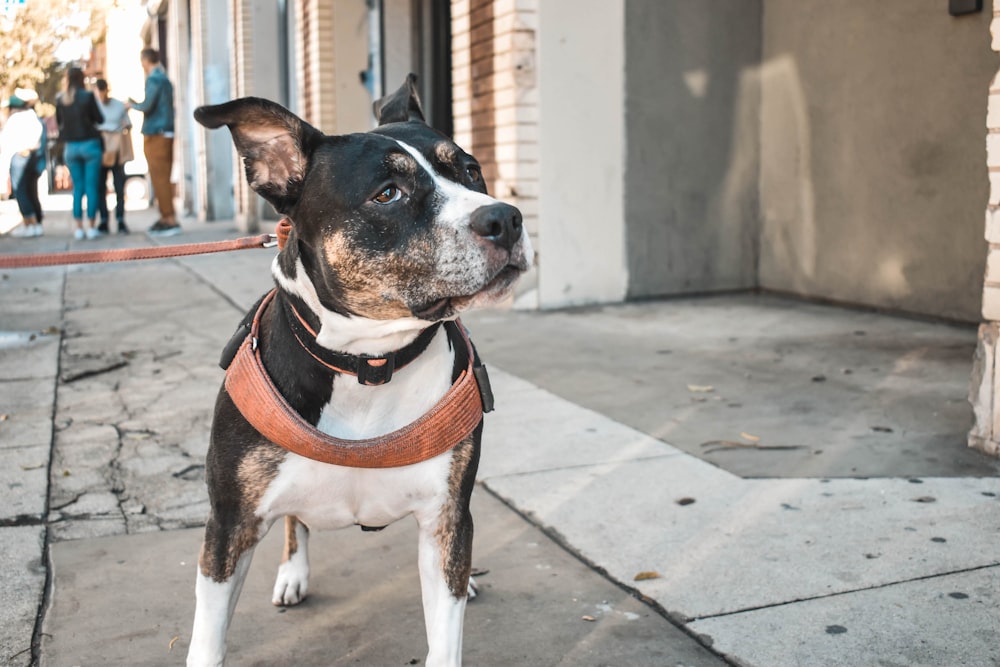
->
[280, 294, 442, 386]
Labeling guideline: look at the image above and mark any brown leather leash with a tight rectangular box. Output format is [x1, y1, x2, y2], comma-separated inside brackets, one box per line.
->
[0, 232, 279, 269]
[224, 289, 485, 468]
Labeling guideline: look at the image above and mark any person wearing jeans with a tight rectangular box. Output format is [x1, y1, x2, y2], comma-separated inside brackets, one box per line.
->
[127, 49, 179, 237]
[56, 67, 105, 240]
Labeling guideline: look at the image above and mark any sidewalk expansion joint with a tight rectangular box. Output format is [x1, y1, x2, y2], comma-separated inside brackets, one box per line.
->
[684, 560, 1000, 623]
[481, 453, 681, 481]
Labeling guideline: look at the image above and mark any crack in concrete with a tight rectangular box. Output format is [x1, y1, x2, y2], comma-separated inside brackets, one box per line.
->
[48, 493, 84, 512]
[60, 359, 129, 384]
[107, 424, 130, 533]
[0, 514, 45, 528]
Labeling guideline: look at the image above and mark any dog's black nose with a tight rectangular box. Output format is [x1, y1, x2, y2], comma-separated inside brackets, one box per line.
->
[470, 203, 523, 252]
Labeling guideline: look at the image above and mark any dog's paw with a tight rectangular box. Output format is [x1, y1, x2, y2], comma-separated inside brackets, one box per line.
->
[271, 559, 310, 606]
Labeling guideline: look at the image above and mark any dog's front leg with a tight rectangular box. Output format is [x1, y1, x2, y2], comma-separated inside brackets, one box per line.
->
[187, 518, 261, 666]
[415, 505, 473, 667]
[272, 515, 310, 606]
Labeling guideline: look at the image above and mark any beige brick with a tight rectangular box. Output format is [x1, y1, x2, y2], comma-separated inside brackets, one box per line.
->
[987, 207, 1000, 243]
[990, 171, 1000, 206]
[496, 178, 538, 199]
[452, 47, 470, 68]
[986, 245, 1000, 285]
[515, 197, 539, 218]
[495, 142, 539, 163]
[984, 285, 1000, 320]
[492, 89, 539, 113]
[494, 104, 539, 126]
[453, 66, 471, 86]
[494, 123, 538, 144]
[453, 98, 472, 117]
[988, 133, 1000, 168]
[989, 94, 1000, 129]
[451, 0, 470, 20]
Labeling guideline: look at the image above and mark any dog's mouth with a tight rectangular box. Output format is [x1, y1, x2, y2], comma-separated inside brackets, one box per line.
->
[411, 264, 525, 320]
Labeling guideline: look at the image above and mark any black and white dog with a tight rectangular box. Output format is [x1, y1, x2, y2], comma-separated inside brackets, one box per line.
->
[186, 76, 532, 666]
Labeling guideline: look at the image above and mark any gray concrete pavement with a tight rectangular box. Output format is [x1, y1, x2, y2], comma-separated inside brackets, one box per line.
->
[463, 297, 998, 479]
[2, 201, 999, 666]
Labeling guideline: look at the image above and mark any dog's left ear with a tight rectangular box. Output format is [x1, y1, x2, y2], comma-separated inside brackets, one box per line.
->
[194, 97, 324, 213]
[373, 73, 426, 125]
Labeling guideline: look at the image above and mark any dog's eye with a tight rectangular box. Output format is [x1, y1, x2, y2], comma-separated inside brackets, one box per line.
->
[373, 185, 402, 204]
[466, 165, 482, 183]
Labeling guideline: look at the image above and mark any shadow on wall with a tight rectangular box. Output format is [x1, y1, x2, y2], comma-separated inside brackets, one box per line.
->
[625, 0, 762, 298]
[758, 54, 816, 291]
[627, 2, 990, 322]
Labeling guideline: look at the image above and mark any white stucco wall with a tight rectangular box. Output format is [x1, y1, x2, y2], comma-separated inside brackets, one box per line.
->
[536, 0, 628, 308]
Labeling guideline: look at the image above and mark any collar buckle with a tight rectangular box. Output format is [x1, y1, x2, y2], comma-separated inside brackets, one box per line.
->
[357, 353, 395, 386]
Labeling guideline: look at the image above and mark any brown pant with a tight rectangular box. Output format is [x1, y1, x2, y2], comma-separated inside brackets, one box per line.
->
[143, 134, 175, 220]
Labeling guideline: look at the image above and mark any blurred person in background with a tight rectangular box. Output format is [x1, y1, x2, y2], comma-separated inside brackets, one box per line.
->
[18, 88, 47, 231]
[1, 92, 44, 237]
[56, 66, 105, 240]
[95, 78, 131, 234]
[127, 49, 178, 237]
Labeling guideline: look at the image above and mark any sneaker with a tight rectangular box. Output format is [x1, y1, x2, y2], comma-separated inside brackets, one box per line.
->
[73, 228, 85, 241]
[148, 221, 182, 237]
[85, 227, 103, 240]
[10, 225, 33, 238]
[117, 222, 130, 235]
[30, 225, 42, 237]
[96, 221, 109, 234]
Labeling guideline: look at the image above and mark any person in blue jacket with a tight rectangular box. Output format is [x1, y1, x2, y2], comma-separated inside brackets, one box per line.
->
[127, 49, 179, 236]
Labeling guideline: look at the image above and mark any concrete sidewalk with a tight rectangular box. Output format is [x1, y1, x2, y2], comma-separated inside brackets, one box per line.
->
[2, 204, 999, 666]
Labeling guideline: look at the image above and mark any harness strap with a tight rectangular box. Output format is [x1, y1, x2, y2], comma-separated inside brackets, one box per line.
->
[224, 289, 484, 468]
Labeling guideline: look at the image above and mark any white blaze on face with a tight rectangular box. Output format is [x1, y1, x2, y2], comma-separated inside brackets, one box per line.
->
[391, 139, 503, 289]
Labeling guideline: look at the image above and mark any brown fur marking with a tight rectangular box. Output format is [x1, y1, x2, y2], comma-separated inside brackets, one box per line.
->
[200, 442, 285, 582]
[321, 232, 436, 320]
[282, 515, 302, 562]
[435, 434, 478, 598]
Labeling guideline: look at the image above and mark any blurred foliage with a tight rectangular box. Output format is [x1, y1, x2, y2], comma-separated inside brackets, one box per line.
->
[0, 0, 114, 99]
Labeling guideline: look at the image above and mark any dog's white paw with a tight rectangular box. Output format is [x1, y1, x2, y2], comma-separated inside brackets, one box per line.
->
[271, 558, 310, 606]
[467, 576, 478, 600]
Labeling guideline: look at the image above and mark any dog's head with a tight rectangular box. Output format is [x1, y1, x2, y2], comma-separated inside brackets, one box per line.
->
[194, 75, 533, 322]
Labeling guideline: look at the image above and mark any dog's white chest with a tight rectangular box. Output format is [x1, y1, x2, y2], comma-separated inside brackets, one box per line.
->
[259, 453, 453, 530]
[255, 334, 456, 530]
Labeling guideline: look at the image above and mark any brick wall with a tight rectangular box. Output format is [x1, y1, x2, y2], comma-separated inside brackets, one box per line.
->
[969, 7, 1000, 456]
[297, 0, 337, 132]
[231, 0, 253, 224]
[452, 0, 539, 303]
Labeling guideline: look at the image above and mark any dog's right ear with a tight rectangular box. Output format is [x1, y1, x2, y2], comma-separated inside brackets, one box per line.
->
[373, 73, 426, 125]
[194, 97, 324, 213]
